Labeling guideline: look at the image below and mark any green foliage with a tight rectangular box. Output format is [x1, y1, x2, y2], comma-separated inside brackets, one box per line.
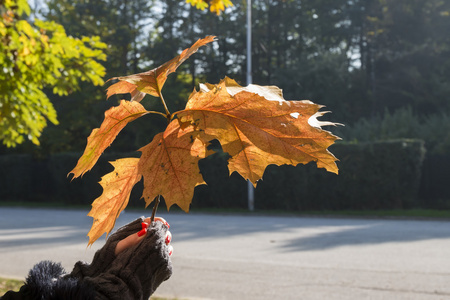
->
[186, 0, 233, 15]
[194, 139, 427, 210]
[336, 107, 450, 155]
[359, 0, 450, 116]
[0, 0, 106, 147]
[5, 0, 447, 155]
[0, 154, 33, 200]
[0, 140, 428, 210]
[1, 0, 447, 214]
[138, 0, 450, 124]
[0, 152, 139, 205]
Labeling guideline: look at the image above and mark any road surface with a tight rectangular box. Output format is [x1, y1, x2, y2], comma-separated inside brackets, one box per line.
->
[1, 207, 450, 299]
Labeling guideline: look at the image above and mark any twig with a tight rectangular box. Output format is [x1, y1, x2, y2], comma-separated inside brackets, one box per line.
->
[150, 195, 161, 223]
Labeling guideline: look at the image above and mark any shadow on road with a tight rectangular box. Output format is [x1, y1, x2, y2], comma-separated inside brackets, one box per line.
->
[278, 220, 450, 251]
[166, 212, 450, 252]
[2, 207, 450, 252]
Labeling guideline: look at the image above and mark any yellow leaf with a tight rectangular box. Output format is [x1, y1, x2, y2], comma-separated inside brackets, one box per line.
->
[69, 100, 148, 178]
[178, 78, 340, 186]
[210, 0, 233, 15]
[87, 158, 142, 246]
[75, 37, 340, 246]
[106, 36, 216, 100]
[138, 120, 206, 212]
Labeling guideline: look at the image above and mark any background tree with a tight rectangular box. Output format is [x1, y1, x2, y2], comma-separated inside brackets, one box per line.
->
[1, 0, 449, 210]
[0, 0, 106, 147]
[3, 0, 449, 156]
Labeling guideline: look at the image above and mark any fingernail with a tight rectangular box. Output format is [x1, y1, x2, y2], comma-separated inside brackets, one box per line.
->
[138, 222, 148, 237]
[165, 232, 172, 244]
[137, 228, 147, 237]
[168, 245, 173, 256]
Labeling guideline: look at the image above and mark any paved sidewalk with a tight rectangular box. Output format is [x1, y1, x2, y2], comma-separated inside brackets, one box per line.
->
[1, 207, 450, 299]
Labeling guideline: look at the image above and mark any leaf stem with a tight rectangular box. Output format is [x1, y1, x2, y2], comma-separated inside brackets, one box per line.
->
[158, 92, 172, 122]
[147, 110, 171, 119]
[150, 195, 161, 223]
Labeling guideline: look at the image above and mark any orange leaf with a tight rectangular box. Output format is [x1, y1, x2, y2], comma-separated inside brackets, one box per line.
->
[106, 81, 146, 102]
[138, 120, 206, 212]
[106, 36, 216, 99]
[87, 158, 142, 246]
[75, 36, 341, 246]
[177, 78, 340, 186]
[69, 100, 148, 178]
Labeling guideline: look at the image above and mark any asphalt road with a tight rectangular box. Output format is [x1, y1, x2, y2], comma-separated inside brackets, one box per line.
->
[1, 207, 450, 300]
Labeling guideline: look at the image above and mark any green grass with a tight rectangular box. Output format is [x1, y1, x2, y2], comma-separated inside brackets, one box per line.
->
[0, 277, 181, 299]
[0, 277, 23, 295]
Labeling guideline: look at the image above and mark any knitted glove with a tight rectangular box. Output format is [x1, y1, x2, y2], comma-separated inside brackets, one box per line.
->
[69, 218, 172, 300]
[70, 218, 145, 279]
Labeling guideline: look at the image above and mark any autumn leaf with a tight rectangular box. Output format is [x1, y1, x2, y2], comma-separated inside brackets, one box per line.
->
[106, 36, 216, 100]
[87, 158, 142, 246]
[69, 100, 148, 178]
[177, 77, 340, 185]
[84, 119, 206, 244]
[72, 37, 340, 245]
[138, 120, 206, 212]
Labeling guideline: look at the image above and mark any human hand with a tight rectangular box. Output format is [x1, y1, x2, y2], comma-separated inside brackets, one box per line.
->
[115, 217, 173, 256]
[71, 217, 173, 299]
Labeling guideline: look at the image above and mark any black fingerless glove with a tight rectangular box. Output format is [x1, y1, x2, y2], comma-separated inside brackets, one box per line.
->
[70, 218, 144, 279]
[69, 218, 173, 300]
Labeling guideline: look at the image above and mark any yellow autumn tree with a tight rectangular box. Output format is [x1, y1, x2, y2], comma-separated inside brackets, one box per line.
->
[0, 0, 106, 147]
[186, 0, 234, 15]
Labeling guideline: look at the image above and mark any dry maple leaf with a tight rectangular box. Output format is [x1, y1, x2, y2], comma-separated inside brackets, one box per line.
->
[106, 36, 216, 100]
[87, 158, 142, 246]
[177, 77, 340, 185]
[138, 120, 206, 212]
[69, 100, 148, 178]
[70, 36, 341, 245]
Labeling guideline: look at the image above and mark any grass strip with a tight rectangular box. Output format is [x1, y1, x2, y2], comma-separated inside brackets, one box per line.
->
[0, 277, 180, 299]
[0, 277, 23, 295]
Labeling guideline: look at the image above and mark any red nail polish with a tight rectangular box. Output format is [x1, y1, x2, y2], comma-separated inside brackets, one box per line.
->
[165, 235, 171, 244]
[137, 228, 147, 237]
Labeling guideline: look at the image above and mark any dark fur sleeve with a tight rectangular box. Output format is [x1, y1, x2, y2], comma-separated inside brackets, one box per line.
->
[1, 261, 96, 300]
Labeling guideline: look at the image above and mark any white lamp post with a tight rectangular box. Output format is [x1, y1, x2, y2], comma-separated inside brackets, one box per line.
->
[247, 0, 254, 212]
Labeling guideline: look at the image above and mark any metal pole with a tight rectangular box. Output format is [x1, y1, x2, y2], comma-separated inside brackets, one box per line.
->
[247, 0, 252, 86]
[247, 0, 254, 212]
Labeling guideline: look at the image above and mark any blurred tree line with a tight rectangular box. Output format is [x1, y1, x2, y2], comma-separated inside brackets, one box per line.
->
[2, 0, 449, 157]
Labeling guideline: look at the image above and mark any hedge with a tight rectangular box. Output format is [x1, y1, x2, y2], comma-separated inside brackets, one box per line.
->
[0, 152, 140, 206]
[0, 139, 437, 211]
[193, 139, 427, 210]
